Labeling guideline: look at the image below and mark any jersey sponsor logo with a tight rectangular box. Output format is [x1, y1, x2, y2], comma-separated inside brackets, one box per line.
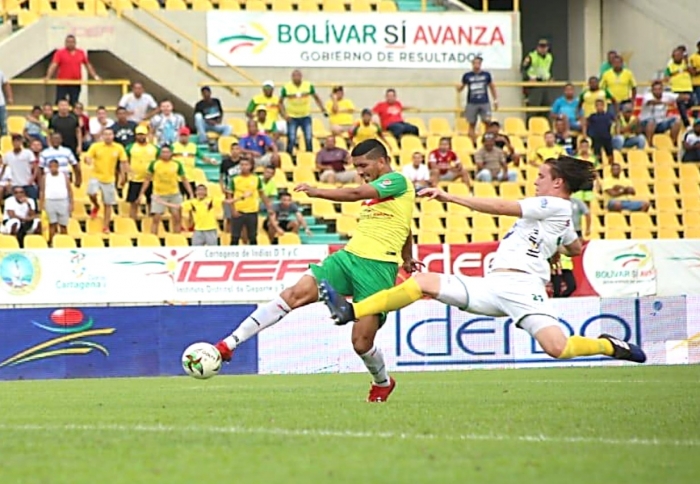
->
[380, 179, 392, 186]
[540, 198, 548, 208]
[362, 196, 395, 206]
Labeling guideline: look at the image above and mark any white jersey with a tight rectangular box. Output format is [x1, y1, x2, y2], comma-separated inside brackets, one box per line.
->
[489, 196, 578, 283]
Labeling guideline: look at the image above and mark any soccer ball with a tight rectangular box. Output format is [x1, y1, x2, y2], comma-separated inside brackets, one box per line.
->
[182, 342, 222, 379]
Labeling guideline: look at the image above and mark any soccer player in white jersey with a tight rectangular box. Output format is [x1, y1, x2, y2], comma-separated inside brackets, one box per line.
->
[321, 156, 646, 363]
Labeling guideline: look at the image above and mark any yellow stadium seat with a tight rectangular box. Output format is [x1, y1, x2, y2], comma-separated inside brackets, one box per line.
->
[24, 235, 48, 249]
[605, 227, 628, 240]
[499, 216, 518, 231]
[446, 214, 469, 233]
[472, 213, 497, 233]
[52, 234, 77, 248]
[279, 152, 294, 173]
[219, 0, 241, 9]
[679, 180, 699, 198]
[297, 0, 319, 11]
[245, 0, 267, 10]
[350, 0, 372, 11]
[527, 117, 550, 136]
[227, 118, 248, 137]
[336, 215, 358, 235]
[658, 212, 681, 230]
[109, 234, 133, 247]
[419, 215, 445, 233]
[526, 135, 545, 155]
[454, 118, 470, 136]
[137, 233, 161, 247]
[141, 219, 167, 237]
[6, 116, 24, 135]
[296, 152, 316, 171]
[682, 195, 700, 212]
[341, 202, 362, 217]
[499, 182, 522, 200]
[293, 169, 316, 184]
[629, 164, 651, 181]
[604, 212, 629, 229]
[218, 135, 238, 154]
[114, 217, 139, 237]
[312, 118, 331, 139]
[658, 227, 680, 239]
[0, 135, 10, 153]
[165, 234, 189, 247]
[279, 232, 301, 245]
[626, 150, 649, 166]
[382, 134, 400, 156]
[452, 135, 475, 153]
[653, 149, 676, 166]
[473, 182, 497, 198]
[139, 0, 161, 10]
[323, 0, 346, 11]
[113, 0, 134, 12]
[428, 117, 453, 137]
[17, 9, 40, 27]
[679, 164, 700, 181]
[425, 135, 441, 152]
[504, 117, 528, 137]
[471, 231, 494, 242]
[652, 135, 675, 152]
[165, 0, 187, 9]
[445, 232, 467, 244]
[654, 165, 677, 180]
[82, 235, 105, 248]
[271, 0, 294, 10]
[377, 0, 397, 12]
[66, 219, 84, 238]
[85, 218, 106, 235]
[684, 211, 700, 227]
[56, 0, 82, 14]
[405, 118, 427, 137]
[192, 0, 213, 10]
[0, 235, 19, 249]
[629, 212, 653, 230]
[400, 135, 424, 153]
[417, 232, 440, 245]
[419, 200, 446, 216]
[655, 197, 679, 213]
[311, 199, 338, 219]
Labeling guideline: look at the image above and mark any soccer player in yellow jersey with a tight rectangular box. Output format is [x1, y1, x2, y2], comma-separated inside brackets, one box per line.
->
[84, 127, 128, 233]
[125, 125, 158, 220]
[213, 139, 419, 402]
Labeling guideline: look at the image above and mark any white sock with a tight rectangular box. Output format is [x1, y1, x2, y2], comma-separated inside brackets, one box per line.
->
[360, 346, 390, 387]
[223, 296, 291, 350]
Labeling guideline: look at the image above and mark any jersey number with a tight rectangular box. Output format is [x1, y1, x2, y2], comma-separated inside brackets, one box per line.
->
[532, 294, 544, 302]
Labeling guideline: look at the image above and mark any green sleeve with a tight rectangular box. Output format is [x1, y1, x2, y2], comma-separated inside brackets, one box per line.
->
[280, 87, 288, 98]
[257, 176, 263, 189]
[350, 123, 359, 136]
[370, 172, 408, 198]
[246, 99, 257, 114]
[309, 84, 315, 95]
[578, 92, 585, 103]
[177, 161, 185, 177]
[664, 67, 671, 77]
[147, 161, 156, 174]
[196, 146, 205, 158]
[126, 143, 133, 156]
[605, 89, 614, 100]
[230, 177, 235, 192]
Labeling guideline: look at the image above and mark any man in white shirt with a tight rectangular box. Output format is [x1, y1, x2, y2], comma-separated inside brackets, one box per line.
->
[150, 99, 186, 146]
[88, 106, 115, 140]
[321, 156, 647, 364]
[118, 81, 158, 123]
[1, 186, 41, 246]
[401, 151, 431, 190]
[1, 134, 38, 199]
[639, 80, 681, 147]
[40, 159, 73, 242]
[682, 119, 700, 162]
[0, 69, 14, 136]
[40, 132, 82, 187]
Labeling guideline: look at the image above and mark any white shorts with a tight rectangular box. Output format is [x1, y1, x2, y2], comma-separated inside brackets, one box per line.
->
[1, 218, 40, 235]
[436, 272, 558, 336]
[87, 179, 117, 205]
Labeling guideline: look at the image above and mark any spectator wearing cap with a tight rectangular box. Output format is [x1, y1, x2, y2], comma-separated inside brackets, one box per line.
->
[326, 86, 356, 136]
[125, 125, 158, 220]
[690, 41, 700, 105]
[113, 107, 138, 148]
[316, 135, 356, 184]
[372, 88, 419, 142]
[682, 119, 700, 162]
[118, 81, 158, 123]
[402, 151, 431, 190]
[239, 120, 281, 168]
[522, 38, 553, 120]
[280, 69, 327, 155]
[350, 108, 386, 146]
[40, 158, 73, 243]
[475, 133, 517, 182]
[194, 86, 232, 146]
[0, 67, 12, 136]
[173, 127, 218, 199]
[458, 56, 498, 142]
[150, 99, 186, 146]
[247, 80, 285, 134]
[44, 34, 100, 105]
[1, 134, 38, 200]
[613, 103, 646, 151]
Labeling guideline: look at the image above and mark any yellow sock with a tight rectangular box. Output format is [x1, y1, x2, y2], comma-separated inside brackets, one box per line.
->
[558, 336, 614, 359]
[354, 277, 423, 319]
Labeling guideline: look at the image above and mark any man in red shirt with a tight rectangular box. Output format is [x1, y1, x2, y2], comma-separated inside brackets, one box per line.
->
[428, 137, 472, 189]
[372, 88, 419, 143]
[44, 35, 101, 105]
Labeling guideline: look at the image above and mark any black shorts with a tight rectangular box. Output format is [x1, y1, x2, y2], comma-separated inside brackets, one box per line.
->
[126, 181, 152, 203]
[263, 218, 290, 232]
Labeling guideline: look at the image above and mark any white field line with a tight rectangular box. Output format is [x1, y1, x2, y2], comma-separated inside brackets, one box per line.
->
[0, 423, 697, 448]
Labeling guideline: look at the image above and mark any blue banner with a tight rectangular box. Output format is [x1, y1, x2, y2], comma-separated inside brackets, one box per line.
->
[0, 305, 258, 380]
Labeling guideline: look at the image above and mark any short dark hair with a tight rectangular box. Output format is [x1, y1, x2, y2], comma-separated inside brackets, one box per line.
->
[264, 164, 276, 171]
[385, 88, 396, 95]
[97, 105, 106, 111]
[116, 106, 126, 112]
[350, 139, 388, 160]
[489, 121, 501, 127]
[48, 159, 59, 165]
[564, 82, 574, 88]
[652, 80, 664, 88]
[131, 81, 143, 88]
[545, 156, 595, 194]
[280, 192, 292, 199]
[439, 136, 451, 144]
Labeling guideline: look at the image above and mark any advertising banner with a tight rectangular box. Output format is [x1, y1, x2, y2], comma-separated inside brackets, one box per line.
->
[0, 304, 257, 380]
[206, 12, 513, 69]
[0, 245, 325, 305]
[581, 241, 657, 297]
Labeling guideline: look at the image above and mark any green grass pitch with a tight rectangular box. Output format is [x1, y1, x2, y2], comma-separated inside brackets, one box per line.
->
[0, 366, 698, 484]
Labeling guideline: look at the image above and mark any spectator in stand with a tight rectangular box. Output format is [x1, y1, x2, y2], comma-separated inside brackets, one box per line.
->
[230, 158, 272, 246]
[0, 186, 40, 246]
[254, 106, 283, 151]
[84, 128, 128, 233]
[40, 159, 73, 243]
[263, 192, 310, 245]
[571, 197, 591, 239]
[23, 106, 45, 146]
[316, 135, 355, 184]
[613, 103, 646, 150]
[172, 127, 218, 199]
[604, 162, 649, 212]
[572, 139, 598, 208]
[139, 145, 193, 235]
[125, 125, 158, 220]
[474, 133, 517, 182]
[690, 41, 700, 105]
[239, 120, 281, 169]
[553, 118, 577, 155]
[246, 81, 284, 134]
[279, 70, 327, 155]
[0, 162, 11, 201]
[373, 88, 419, 142]
[193, 86, 232, 146]
[532, 131, 565, 165]
[219, 142, 243, 232]
[49, 99, 81, 158]
[118, 81, 158, 123]
[113, 107, 137, 147]
[551, 83, 581, 131]
[2, 134, 38, 200]
[40, 102, 54, 130]
[73, 101, 90, 150]
[402, 151, 431, 190]
[326, 86, 356, 136]
[458, 56, 498, 142]
[600, 50, 623, 76]
[576, 138, 597, 164]
[28, 138, 43, 180]
[600, 54, 637, 109]
[350, 108, 386, 146]
[639, 80, 681, 147]
[261, 165, 279, 200]
[584, 99, 615, 162]
[550, 254, 576, 298]
[578, 76, 616, 130]
[428, 137, 471, 187]
[522, 38, 553, 121]
[665, 47, 695, 128]
[150, 99, 186, 146]
[0, 68, 13, 136]
[40, 132, 81, 186]
[44, 34, 100, 105]
[487, 121, 521, 166]
[682, 119, 700, 162]
[88, 106, 115, 141]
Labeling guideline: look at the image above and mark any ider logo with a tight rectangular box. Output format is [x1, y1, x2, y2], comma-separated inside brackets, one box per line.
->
[417, 243, 498, 277]
[176, 259, 318, 283]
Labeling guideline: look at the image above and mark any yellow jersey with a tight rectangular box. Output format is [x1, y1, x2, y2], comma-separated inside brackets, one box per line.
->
[231, 174, 262, 213]
[325, 98, 355, 126]
[618, 114, 640, 139]
[688, 53, 700, 87]
[172, 141, 200, 181]
[600, 68, 636, 102]
[602, 175, 633, 202]
[665, 59, 694, 93]
[351, 121, 382, 143]
[87, 141, 127, 184]
[579, 88, 614, 117]
[148, 159, 185, 196]
[281, 81, 315, 118]
[182, 197, 218, 231]
[248, 93, 280, 122]
[126, 142, 158, 182]
[346, 172, 415, 263]
[535, 145, 565, 163]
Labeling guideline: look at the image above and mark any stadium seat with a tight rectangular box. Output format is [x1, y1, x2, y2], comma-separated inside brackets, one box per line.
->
[271, 0, 294, 10]
[684, 211, 700, 227]
[527, 117, 550, 136]
[341, 202, 362, 217]
[419, 215, 445, 234]
[295, 152, 315, 171]
[24, 235, 48, 249]
[454, 118, 470, 136]
[137, 233, 161, 247]
[446, 183, 471, 197]
[297, 0, 319, 11]
[679, 164, 700, 181]
[452, 135, 475, 153]
[350, 0, 372, 11]
[655, 197, 679, 213]
[653, 149, 676, 166]
[473, 183, 497, 198]
[141, 219, 167, 237]
[629, 164, 651, 181]
[504, 117, 528, 137]
[109, 234, 134, 247]
[428, 117, 453, 137]
[658, 212, 681, 230]
[0, 136, 11, 152]
[113, 0, 134, 12]
[56, 0, 82, 14]
[605, 227, 628, 240]
[499, 216, 518, 231]
[323, 0, 346, 11]
[400, 135, 424, 153]
[279, 233, 301, 245]
[470, 231, 494, 242]
[446, 214, 469, 233]
[630, 213, 653, 231]
[654, 165, 677, 180]
[626, 150, 649, 166]
[445, 232, 467, 244]
[226, 118, 248, 137]
[67, 219, 85, 238]
[114, 217, 140, 237]
[6, 116, 24, 135]
[139, 0, 161, 10]
[192, 0, 213, 10]
[336, 215, 358, 235]
[472, 213, 497, 233]
[82, 235, 105, 248]
[417, 232, 440, 245]
[165, 234, 189, 246]
[604, 213, 629, 230]
[0, 234, 20, 249]
[293, 169, 316, 184]
[219, 0, 241, 9]
[311, 118, 331, 139]
[419, 200, 446, 216]
[499, 182, 522, 200]
[165, 0, 187, 9]
[376, 0, 397, 12]
[311, 199, 338, 219]
[52, 234, 77, 248]
[246, 0, 267, 10]
[652, 135, 675, 152]
[658, 227, 680, 239]
[382, 135, 400, 156]
[405, 118, 427, 137]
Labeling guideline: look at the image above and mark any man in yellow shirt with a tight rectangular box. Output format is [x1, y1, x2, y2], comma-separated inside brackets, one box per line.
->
[349, 109, 387, 146]
[138, 145, 193, 235]
[603, 162, 649, 212]
[532, 131, 565, 165]
[665, 47, 694, 128]
[325, 86, 355, 136]
[279, 69, 327, 155]
[600, 55, 637, 105]
[578, 76, 616, 120]
[85, 127, 128, 233]
[689, 41, 700, 106]
[229, 157, 272, 245]
[125, 125, 158, 221]
[172, 126, 217, 199]
[246, 80, 283, 133]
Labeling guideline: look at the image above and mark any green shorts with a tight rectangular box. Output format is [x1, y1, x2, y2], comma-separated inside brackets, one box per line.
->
[572, 190, 594, 202]
[310, 249, 398, 326]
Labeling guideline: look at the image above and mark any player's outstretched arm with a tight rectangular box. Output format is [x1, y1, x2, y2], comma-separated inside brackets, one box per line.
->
[419, 187, 522, 217]
[294, 183, 379, 202]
